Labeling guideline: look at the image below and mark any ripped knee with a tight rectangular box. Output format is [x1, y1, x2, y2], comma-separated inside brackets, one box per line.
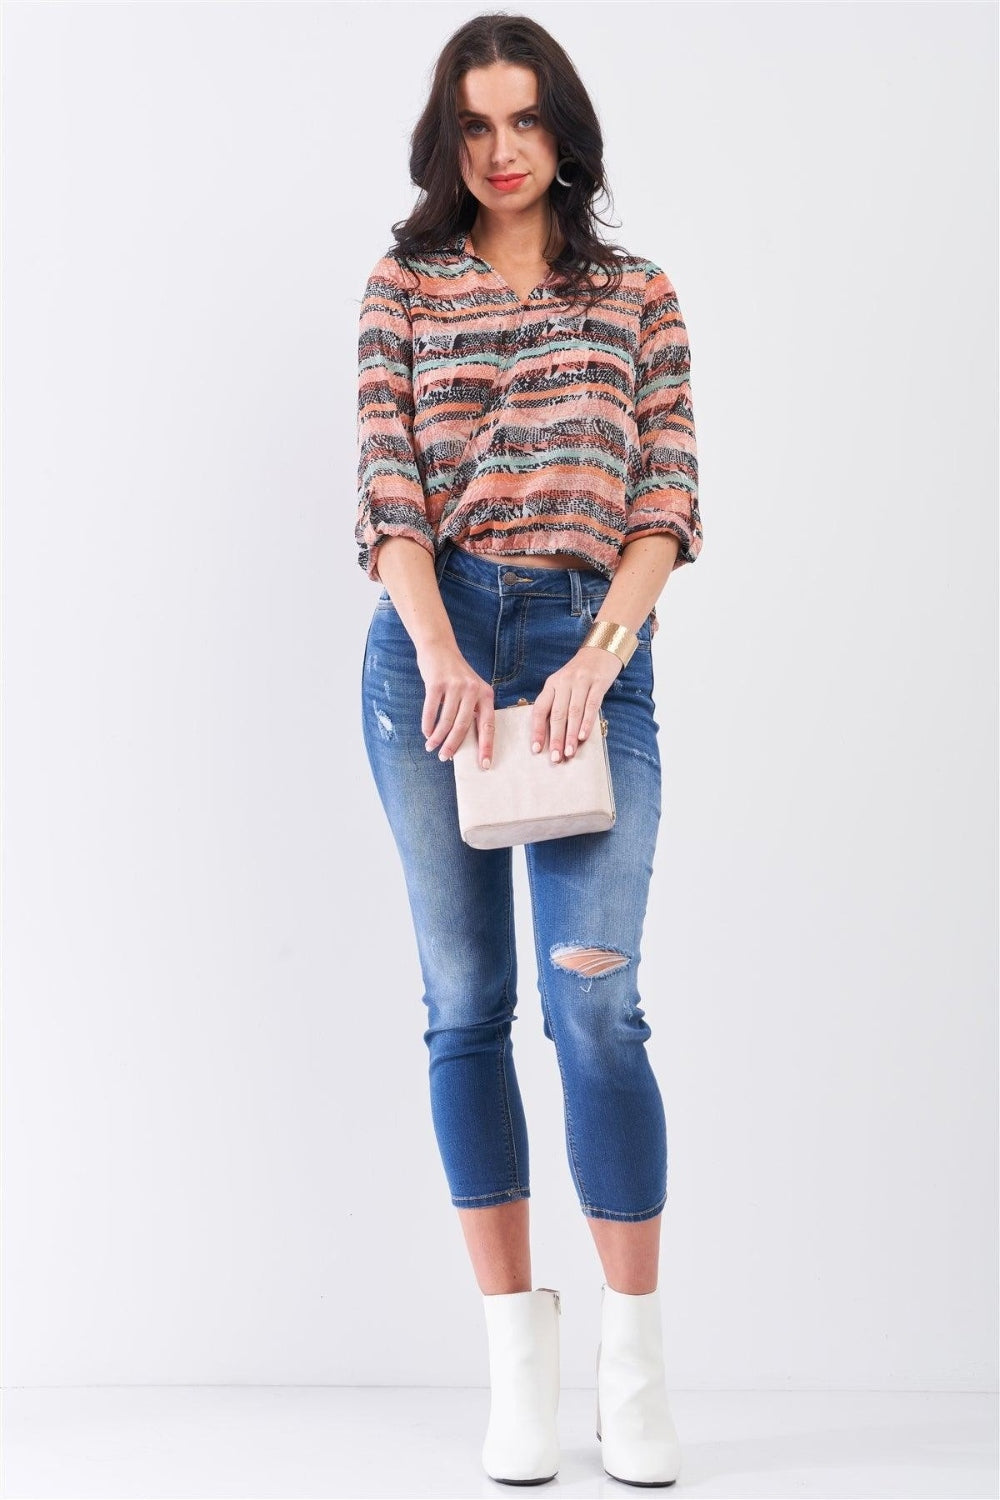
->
[550, 943, 629, 978]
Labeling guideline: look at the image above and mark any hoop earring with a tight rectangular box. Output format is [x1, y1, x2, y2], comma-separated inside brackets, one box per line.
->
[554, 155, 577, 187]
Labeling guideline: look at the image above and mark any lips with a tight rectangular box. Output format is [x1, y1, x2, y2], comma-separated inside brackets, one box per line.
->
[488, 174, 527, 185]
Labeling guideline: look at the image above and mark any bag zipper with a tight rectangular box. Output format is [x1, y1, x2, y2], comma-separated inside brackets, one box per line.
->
[599, 714, 617, 824]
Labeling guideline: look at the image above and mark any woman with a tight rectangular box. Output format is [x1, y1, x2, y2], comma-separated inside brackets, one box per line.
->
[356, 13, 701, 1488]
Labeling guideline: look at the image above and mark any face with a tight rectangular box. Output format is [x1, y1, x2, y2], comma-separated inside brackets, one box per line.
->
[456, 62, 560, 213]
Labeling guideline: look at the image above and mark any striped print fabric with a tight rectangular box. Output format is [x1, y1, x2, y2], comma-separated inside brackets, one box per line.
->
[356, 229, 701, 584]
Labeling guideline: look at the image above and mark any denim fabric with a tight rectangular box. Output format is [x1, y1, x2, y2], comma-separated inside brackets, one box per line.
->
[360, 540, 668, 1221]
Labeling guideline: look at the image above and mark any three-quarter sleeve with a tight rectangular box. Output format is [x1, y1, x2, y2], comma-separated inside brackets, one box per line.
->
[355, 255, 435, 583]
[625, 263, 702, 568]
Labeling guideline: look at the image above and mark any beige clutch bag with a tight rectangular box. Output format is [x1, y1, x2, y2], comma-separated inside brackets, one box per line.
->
[452, 699, 617, 849]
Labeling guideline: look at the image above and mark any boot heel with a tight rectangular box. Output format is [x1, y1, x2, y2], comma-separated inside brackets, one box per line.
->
[595, 1340, 602, 1440]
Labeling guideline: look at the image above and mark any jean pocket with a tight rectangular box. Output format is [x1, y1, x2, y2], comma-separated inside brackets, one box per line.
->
[583, 590, 609, 624]
[584, 595, 652, 651]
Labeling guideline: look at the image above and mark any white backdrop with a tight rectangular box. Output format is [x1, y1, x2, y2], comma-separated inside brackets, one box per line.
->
[2, 1, 996, 1395]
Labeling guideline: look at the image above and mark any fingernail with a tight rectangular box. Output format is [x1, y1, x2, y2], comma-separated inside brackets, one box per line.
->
[532, 742, 541, 753]
[565, 744, 574, 755]
[551, 749, 560, 762]
[481, 757, 491, 769]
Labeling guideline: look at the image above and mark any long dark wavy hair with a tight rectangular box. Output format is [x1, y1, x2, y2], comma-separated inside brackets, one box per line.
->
[388, 12, 629, 312]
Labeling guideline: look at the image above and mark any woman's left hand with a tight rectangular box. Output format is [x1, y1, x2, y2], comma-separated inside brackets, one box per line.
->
[530, 647, 623, 761]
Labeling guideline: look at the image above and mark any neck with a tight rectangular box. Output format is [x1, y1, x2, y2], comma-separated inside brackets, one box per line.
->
[470, 209, 564, 264]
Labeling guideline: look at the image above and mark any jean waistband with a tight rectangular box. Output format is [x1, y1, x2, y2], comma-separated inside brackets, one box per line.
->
[435, 540, 610, 612]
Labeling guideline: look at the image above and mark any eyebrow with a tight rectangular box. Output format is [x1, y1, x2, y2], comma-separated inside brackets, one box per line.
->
[457, 104, 539, 120]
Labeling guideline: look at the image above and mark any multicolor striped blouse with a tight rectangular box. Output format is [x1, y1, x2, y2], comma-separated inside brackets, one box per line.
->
[356, 228, 701, 584]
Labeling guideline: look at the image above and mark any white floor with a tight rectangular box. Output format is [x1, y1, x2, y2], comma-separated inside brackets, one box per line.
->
[1, 1387, 996, 1498]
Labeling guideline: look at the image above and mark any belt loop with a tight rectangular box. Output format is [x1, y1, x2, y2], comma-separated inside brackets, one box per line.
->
[569, 567, 582, 616]
[435, 540, 452, 583]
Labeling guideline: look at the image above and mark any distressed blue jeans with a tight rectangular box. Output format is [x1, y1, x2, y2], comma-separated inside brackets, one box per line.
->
[360, 540, 668, 1221]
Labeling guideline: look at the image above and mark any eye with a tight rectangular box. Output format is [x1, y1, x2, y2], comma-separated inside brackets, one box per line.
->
[462, 114, 540, 135]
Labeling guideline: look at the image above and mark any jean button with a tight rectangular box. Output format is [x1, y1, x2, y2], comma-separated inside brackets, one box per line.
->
[502, 570, 518, 583]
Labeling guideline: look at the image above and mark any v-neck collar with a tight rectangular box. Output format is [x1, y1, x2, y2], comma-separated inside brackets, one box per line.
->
[451, 228, 556, 306]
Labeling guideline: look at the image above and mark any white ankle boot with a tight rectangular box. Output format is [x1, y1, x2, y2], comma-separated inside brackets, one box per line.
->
[480, 1286, 561, 1484]
[595, 1282, 682, 1486]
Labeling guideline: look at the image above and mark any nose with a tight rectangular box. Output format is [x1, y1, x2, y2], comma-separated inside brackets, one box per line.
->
[491, 131, 518, 168]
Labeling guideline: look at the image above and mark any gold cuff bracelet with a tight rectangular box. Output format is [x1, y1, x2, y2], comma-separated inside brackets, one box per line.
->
[582, 618, 639, 666]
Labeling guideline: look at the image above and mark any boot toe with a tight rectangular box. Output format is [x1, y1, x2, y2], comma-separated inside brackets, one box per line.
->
[482, 1425, 559, 1483]
[602, 1434, 681, 1486]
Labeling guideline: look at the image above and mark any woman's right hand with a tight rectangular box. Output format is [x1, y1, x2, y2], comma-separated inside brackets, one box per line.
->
[417, 642, 496, 770]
